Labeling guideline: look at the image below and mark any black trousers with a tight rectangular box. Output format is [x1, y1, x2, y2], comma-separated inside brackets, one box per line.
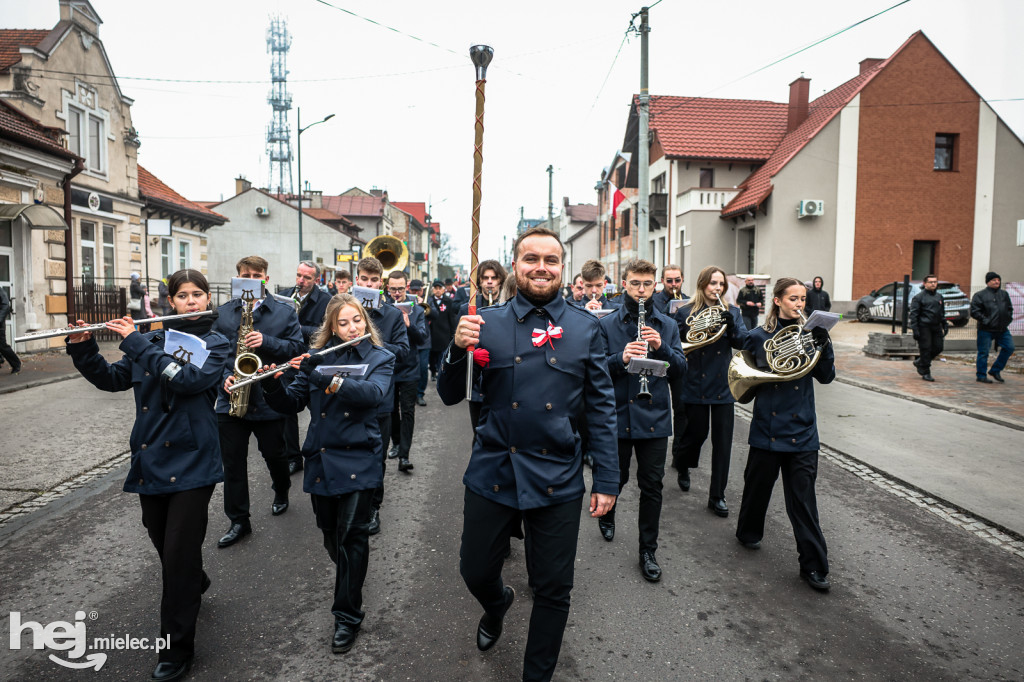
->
[460, 489, 581, 682]
[0, 323, 21, 370]
[915, 326, 944, 375]
[370, 413, 392, 510]
[217, 415, 291, 524]
[429, 350, 444, 378]
[311, 490, 374, 627]
[604, 437, 667, 553]
[138, 485, 215, 663]
[676, 403, 735, 500]
[736, 446, 829, 575]
[389, 380, 418, 459]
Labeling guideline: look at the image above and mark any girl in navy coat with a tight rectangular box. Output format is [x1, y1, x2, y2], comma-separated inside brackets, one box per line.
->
[735, 277, 836, 593]
[66, 269, 230, 681]
[674, 265, 748, 517]
[262, 293, 394, 655]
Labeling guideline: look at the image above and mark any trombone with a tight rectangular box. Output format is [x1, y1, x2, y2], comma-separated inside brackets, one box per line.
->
[227, 333, 372, 392]
[15, 310, 216, 343]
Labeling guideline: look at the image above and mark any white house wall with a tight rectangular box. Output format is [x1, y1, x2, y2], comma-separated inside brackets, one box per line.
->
[989, 118, 1024, 284]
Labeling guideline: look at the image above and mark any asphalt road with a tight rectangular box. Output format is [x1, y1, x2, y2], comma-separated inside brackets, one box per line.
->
[2, 387, 1023, 681]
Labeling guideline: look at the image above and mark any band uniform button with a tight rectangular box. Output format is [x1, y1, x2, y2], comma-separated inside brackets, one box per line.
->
[515, 356, 522, 363]
[545, 403, 552, 410]
[512, 402, 519, 409]
[344, 412, 350, 418]
[550, 357, 557, 364]
[510, 446, 517, 453]
[141, 406, 148, 413]
[139, 478, 144, 485]
[541, 448, 547, 454]
[321, 412, 327, 418]
[321, 447, 326, 453]
[493, 485, 500, 492]
[546, 486, 554, 496]
[630, 399, 634, 404]
[170, 476, 176, 483]
[772, 411, 777, 416]
[351, 474, 357, 479]
[144, 371, 150, 376]
[791, 438, 797, 443]
[771, 437, 776, 442]
[315, 477, 321, 483]
[141, 444, 147, 450]
[650, 427, 655, 432]
[626, 427, 631, 433]
[164, 441, 171, 447]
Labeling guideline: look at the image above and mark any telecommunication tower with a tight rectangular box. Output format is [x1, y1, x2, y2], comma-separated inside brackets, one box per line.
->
[266, 16, 293, 195]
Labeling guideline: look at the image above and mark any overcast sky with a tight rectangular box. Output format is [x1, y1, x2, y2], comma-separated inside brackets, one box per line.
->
[4, 0, 1022, 267]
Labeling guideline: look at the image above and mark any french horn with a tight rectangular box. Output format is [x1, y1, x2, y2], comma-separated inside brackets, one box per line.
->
[727, 309, 821, 404]
[680, 293, 728, 355]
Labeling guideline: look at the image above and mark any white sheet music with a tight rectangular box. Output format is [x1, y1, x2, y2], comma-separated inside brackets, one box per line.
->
[351, 285, 382, 310]
[231, 277, 265, 300]
[164, 329, 210, 368]
[316, 364, 369, 378]
[803, 310, 841, 331]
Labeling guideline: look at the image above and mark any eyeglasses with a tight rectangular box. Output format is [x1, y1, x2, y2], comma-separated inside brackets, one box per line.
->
[386, 287, 406, 294]
[627, 280, 655, 289]
[664, 278, 681, 284]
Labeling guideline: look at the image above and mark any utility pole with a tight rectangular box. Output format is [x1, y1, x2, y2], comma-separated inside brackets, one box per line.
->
[546, 165, 554, 232]
[637, 6, 650, 261]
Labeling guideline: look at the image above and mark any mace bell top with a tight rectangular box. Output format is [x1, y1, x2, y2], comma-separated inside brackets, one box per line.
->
[469, 44, 494, 81]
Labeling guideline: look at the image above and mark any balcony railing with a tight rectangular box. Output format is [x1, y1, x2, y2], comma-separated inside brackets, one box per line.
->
[676, 188, 739, 215]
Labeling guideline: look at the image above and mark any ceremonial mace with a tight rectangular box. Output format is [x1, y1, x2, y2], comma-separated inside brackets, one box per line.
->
[466, 44, 493, 400]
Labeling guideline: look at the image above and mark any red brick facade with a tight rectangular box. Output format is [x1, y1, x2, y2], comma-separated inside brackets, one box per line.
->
[853, 34, 979, 295]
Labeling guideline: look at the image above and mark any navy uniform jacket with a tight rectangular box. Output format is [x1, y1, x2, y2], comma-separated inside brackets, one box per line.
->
[281, 284, 331, 344]
[214, 294, 306, 421]
[599, 299, 686, 439]
[651, 288, 689, 316]
[743, 321, 836, 452]
[437, 293, 619, 509]
[391, 298, 427, 383]
[428, 295, 458, 351]
[568, 294, 620, 312]
[676, 303, 748, 404]
[67, 329, 231, 495]
[264, 339, 394, 496]
[367, 302, 409, 415]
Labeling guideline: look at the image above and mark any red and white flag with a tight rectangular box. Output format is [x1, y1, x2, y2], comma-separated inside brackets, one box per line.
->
[608, 183, 626, 215]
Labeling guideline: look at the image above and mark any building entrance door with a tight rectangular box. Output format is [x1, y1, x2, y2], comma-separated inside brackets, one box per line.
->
[912, 240, 937, 280]
[0, 221, 14, 345]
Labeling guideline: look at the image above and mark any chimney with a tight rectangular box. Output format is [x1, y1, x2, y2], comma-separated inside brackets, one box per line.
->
[307, 190, 323, 209]
[235, 176, 251, 196]
[787, 76, 810, 133]
[859, 58, 884, 75]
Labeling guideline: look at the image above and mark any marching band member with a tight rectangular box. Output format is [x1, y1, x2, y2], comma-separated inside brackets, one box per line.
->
[281, 260, 331, 476]
[385, 271, 428, 472]
[460, 259, 507, 429]
[66, 269, 230, 681]
[572, 259, 619, 312]
[673, 265, 748, 516]
[438, 227, 618, 682]
[428, 280, 457, 381]
[598, 259, 686, 582]
[214, 256, 305, 548]
[651, 263, 688, 314]
[354, 257, 410, 536]
[262, 294, 395, 654]
[735, 277, 835, 592]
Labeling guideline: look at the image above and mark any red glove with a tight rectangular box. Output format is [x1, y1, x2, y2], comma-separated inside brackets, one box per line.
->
[473, 348, 490, 367]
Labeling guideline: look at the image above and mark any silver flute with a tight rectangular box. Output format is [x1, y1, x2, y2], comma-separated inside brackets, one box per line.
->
[15, 310, 216, 343]
[227, 333, 372, 392]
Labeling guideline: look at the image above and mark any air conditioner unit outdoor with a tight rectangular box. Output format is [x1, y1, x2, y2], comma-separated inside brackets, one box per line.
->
[255, 206, 270, 216]
[798, 199, 823, 219]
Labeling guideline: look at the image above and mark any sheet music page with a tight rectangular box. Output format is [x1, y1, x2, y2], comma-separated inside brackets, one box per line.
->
[803, 310, 841, 331]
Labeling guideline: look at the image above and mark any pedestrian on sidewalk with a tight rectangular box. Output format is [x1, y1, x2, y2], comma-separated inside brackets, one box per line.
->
[805, 276, 832, 314]
[66, 269, 230, 681]
[0, 286, 22, 374]
[909, 274, 947, 382]
[736, 277, 764, 331]
[971, 271, 1015, 383]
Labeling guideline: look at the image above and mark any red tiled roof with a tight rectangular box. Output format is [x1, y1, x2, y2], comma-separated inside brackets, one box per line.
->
[303, 207, 344, 222]
[322, 194, 384, 217]
[0, 100, 78, 160]
[392, 201, 429, 226]
[138, 165, 226, 223]
[0, 29, 49, 72]
[649, 96, 789, 161]
[565, 203, 597, 222]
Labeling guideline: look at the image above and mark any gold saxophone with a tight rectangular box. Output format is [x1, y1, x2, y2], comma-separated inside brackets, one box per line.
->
[228, 289, 263, 418]
[680, 293, 728, 355]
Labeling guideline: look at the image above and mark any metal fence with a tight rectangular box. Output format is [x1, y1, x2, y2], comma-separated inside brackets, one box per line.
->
[71, 278, 127, 341]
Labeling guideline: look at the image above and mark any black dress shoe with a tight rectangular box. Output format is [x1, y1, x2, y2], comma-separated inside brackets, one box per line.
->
[640, 551, 661, 582]
[416, 396, 427, 406]
[800, 570, 831, 592]
[989, 371, 1005, 383]
[398, 457, 414, 472]
[332, 621, 359, 654]
[271, 495, 289, 516]
[151, 657, 192, 681]
[200, 571, 211, 594]
[10, 366, 21, 375]
[217, 523, 251, 548]
[477, 586, 515, 651]
[708, 498, 729, 517]
[288, 459, 303, 475]
[977, 376, 994, 383]
[737, 537, 761, 550]
[388, 444, 400, 460]
[598, 518, 615, 542]
[678, 469, 690, 492]
[922, 373, 935, 382]
[368, 508, 381, 535]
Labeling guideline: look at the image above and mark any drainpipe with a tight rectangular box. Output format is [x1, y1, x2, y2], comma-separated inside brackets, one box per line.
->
[62, 158, 85, 320]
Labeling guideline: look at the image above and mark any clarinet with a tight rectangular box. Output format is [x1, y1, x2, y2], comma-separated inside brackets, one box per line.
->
[635, 297, 652, 400]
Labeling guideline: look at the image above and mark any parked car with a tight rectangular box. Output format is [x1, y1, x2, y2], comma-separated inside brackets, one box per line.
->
[855, 280, 970, 326]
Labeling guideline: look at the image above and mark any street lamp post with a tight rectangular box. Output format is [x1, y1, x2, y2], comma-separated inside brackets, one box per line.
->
[296, 107, 335, 263]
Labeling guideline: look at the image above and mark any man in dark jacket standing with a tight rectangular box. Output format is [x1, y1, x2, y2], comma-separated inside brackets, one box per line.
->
[971, 271, 1016, 383]
[805, 276, 831, 314]
[428, 280, 456, 378]
[736, 277, 763, 331]
[280, 260, 331, 474]
[909, 274, 947, 382]
[0, 285, 21, 374]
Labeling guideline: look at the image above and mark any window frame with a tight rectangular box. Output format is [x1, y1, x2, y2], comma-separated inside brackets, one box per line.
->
[934, 133, 958, 172]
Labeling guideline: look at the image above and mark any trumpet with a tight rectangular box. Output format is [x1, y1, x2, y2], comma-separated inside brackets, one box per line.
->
[680, 292, 727, 355]
[635, 297, 653, 401]
[227, 333, 372, 392]
[726, 308, 821, 404]
[15, 310, 216, 343]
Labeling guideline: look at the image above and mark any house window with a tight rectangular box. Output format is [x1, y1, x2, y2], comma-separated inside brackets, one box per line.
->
[652, 173, 666, 194]
[88, 115, 104, 173]
[68, 107, 82, 156]
[161, 238, 173, 278]
[178, 240, 191, 270]
[621, 208, 631, 237]
[934, 134, 957, 171]
[102, 224, 115, 286]
[699, 168, 714, 188]
[65, 104, 106, 174]
[81, 221, 96, 283]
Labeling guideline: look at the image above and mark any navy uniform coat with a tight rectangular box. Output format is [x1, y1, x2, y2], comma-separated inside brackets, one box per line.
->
[568, 294, 620, 311]
[213, 293, 305, 420]
[676, 303, 748, 404]
[367, 302, 409, 414]
[437, 293, 619, 509]
[68, 329, 231, 495]
[264, 339, 394, 496]
[743, 321, 836, 452]
[651, 288, 689, 316]
[428, 294, 458, 351]
[280, 284, 331, 344]
[391, 298, 428, 383]
[599, 299, 686, 440]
